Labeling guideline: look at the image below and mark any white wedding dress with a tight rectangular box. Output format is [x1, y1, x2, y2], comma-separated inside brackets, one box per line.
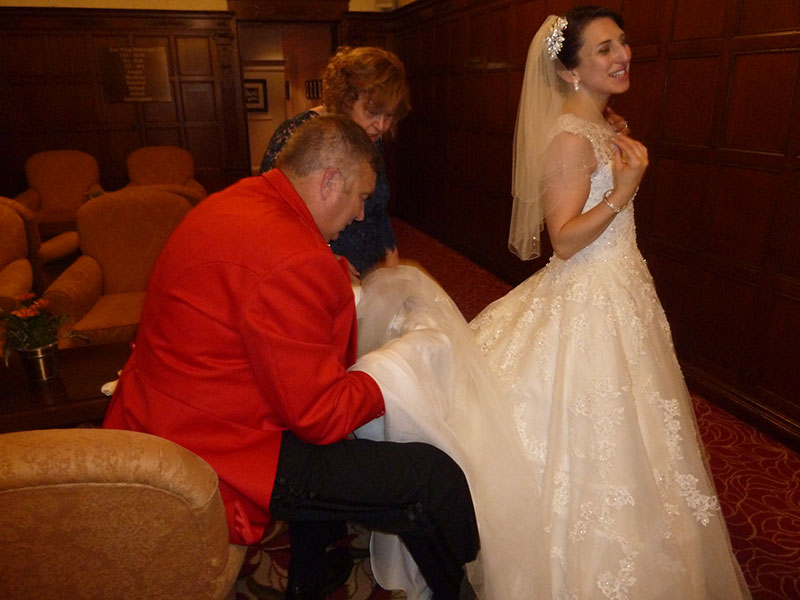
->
[470, 115, 751, 599]
[352, 266, 546, 599]
[351, 114, 750, 599]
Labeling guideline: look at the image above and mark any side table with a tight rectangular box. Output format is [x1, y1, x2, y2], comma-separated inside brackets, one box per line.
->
[0, 342, 131, 433]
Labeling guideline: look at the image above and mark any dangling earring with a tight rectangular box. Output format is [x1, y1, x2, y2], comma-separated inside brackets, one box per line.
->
[573, 79, 580, 92]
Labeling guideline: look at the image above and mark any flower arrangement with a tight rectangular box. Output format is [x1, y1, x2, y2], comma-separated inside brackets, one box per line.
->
[1, 293, 67, 363]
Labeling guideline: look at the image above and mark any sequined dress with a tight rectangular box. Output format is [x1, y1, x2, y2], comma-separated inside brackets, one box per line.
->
[468, 114, 751, 599]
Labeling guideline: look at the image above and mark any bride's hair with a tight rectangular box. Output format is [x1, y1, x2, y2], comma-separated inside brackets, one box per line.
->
[558, 6, 625, 69]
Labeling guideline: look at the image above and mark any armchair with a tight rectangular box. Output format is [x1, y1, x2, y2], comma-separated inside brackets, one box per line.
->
[0, 196, 80, 294]
[15, 150, 104, 240]
[0, 428, 246, 599]
[126, 145, 207, 205]
[43, 188, 191, 348]
[0, 201, 33, 314]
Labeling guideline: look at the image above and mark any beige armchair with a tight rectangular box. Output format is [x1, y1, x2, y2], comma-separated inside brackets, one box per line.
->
[0, 428, 246, 600]
[43, 188, 191, 348]
[0, 201, 33, 314]
[15, 150, 104, 240]
[126, 145, 207, 205]
[0, 196, 80, 294]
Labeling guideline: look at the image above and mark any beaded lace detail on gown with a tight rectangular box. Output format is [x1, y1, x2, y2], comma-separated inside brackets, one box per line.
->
[469, 113, 751, 599]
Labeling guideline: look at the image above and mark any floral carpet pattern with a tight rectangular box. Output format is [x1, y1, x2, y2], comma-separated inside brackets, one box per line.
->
[235, 219, 799, 599]
[235, 522, 403, 600]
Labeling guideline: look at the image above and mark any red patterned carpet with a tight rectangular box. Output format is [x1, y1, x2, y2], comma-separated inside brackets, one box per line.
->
[693, 397, 800, 600]
[236, 219, 800, 599]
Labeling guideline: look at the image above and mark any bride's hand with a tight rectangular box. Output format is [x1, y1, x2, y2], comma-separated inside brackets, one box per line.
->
[611, 134, 648, 202]
[604, 106, 630, 136]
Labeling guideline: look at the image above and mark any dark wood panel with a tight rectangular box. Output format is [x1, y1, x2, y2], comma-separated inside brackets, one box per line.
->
[181, 81, 217, 122]
[781, 178, 800, 280]
[690, 271, 759, 384]
[176, 36, 213, 75]
[673, 0, 727, 40]
[621, 0, 663, 47]
[739, 0, 800, 34]
[142, 84, 180, 122]
[707, 166, 781, 268]
[650, 158, 716, 252]
[724, 51, 798, 153]
[644, 253, 696, 352]
[758, 294, 800, 407]
[0, 7, 249, 197]
[1, 35, 48, 77]
[487, 5, 512, 64]
[510, 1, 546, 64]
[611, 58, 661, 143]
[49, 35, 95, 79]
[662, 57, 720, 145]
[144, 127, 182, 147]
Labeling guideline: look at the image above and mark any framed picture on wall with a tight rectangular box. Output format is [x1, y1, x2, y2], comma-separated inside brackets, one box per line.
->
[244, 79, 268, 112]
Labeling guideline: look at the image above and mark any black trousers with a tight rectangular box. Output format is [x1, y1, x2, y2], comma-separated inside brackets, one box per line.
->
[269, 430, 480, 600]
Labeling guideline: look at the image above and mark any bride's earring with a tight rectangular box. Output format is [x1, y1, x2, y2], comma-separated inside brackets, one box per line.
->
[573, 79, 580, 92]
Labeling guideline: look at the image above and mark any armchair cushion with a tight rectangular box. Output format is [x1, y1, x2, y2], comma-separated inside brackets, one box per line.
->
[0, 428, 246, 600]
[17, 150, 104, 239]
[43, 188, 191, 347]
[0, 196, 80, 294]
[0, 202, 33, 311]
[69, 290, 146, 346]
[0, 259, 32, 308]
[79, 189, 191, 294]
[126, 145, 207, 204]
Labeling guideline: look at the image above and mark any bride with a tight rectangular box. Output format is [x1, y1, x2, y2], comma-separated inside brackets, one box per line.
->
[353, 6, 751, 599]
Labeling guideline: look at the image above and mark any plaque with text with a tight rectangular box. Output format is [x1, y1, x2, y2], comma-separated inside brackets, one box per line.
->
[100, 46, 171, 103]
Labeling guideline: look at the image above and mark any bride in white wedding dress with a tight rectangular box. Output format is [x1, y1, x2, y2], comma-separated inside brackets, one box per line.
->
[352, 6, 751, 599]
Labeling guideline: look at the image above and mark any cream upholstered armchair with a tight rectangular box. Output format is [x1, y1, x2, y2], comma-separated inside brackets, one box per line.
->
[0, 428, 246, 600]
[126, 145, 207, 205]
[0, 201, 33, 314]
[15, 150, 105, 240]
[43, 188, 191, 348]
[0, 196, 80, 294]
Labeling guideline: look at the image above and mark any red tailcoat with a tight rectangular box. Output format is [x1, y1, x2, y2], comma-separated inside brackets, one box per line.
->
[103, 170, 384, 545]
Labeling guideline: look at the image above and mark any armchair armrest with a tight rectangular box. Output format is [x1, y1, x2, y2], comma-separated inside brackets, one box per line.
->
[37, 231, 80, 263]
[85, 183, 105, 200]
[0, 259, 33, 312]
[185, 179, 207, 199]
[43, 255, 102, 324]
[127, 182, 206, 206]
[14, 188, 41, 212]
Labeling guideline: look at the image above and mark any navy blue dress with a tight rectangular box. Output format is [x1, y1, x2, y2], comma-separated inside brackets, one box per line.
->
[259, 110, 397, 275]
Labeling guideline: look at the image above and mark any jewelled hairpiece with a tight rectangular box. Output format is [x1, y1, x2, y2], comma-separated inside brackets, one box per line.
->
[545, 17, 568, 60]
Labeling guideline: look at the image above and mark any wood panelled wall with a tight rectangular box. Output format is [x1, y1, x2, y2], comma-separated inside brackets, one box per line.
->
[0, 8, 250, 196]
[344, 0, 800, 450]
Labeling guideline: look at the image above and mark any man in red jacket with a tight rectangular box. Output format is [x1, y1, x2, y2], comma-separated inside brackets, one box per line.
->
[103, 115, 478, 600]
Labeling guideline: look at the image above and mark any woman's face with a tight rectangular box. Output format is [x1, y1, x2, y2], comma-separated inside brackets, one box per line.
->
[573, 17, 631, 99]
[348, 94, 397, 142]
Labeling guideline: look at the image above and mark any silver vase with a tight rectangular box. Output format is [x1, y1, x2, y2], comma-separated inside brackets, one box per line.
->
[17, 341, 60, 382]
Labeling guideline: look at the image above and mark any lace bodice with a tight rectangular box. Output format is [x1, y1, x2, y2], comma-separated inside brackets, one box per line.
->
[549, 114, 638, 266]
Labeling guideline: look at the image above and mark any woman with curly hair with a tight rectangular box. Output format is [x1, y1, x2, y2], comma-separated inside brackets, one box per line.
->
[260, 46, 411, 280]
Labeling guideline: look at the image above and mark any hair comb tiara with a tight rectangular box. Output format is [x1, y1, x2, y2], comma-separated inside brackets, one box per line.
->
[546, 17, 568, 60]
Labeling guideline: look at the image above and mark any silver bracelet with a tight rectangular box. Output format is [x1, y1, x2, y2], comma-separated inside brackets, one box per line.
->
[602, 189, 621, 213]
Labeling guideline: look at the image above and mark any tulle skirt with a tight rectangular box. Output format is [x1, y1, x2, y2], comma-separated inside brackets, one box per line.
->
[352, 264, 750, 599]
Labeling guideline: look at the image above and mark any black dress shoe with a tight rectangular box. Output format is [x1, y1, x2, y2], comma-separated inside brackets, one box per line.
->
[284, 546, 354, 600]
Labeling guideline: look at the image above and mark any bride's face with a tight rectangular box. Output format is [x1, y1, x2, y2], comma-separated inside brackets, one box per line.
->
[573, 17, 631, 98]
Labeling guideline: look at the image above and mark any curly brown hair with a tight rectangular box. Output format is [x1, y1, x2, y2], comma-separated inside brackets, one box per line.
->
[321, 46, 411, 135]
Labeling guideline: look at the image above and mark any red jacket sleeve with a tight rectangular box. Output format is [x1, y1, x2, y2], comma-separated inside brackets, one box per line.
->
[240, 251, 384, 444]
